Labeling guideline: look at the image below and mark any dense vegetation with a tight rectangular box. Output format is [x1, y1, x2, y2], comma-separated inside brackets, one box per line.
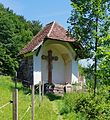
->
[60, 90, 110, 120]
[1, 76, 110, 120]
[58, 1, 110, 119]
[0, 4, 42, 76]
[68, 0, 110, 90]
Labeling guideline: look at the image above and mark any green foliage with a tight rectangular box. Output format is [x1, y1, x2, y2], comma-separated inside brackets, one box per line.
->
[78, 64, 85, 76]
[97, 35, 110, 85]
[78, 64, 94, 89]
[0, 4, 42, 76]
[63, 112, 86, 120]
[60, 92, 84, 114]
[60, 90, 110, 120]
[68, 0, 110, 86]
[0, 43, 18, 75]
[46, 93, 62, 101]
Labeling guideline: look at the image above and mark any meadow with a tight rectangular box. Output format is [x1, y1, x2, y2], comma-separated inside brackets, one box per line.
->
[1, 76, 110, 120]
[0, 76, 60, 120]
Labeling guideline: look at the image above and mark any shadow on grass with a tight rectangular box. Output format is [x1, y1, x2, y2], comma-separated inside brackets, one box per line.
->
[10, 85, 32, 95]
[46, 93, 62, 101]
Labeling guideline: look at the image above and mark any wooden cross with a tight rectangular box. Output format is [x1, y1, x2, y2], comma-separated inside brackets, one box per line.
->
[41, 50, 58, 83]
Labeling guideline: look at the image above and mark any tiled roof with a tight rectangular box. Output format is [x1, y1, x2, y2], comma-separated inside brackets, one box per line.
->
[19, 21, 76, 55]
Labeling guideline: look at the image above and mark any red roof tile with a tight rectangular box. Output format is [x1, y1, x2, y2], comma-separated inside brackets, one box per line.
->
[19, 21, 76, 55]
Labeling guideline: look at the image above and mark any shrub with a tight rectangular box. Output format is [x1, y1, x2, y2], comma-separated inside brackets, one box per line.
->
[60, 92, 86, 114]
[60, 87, 110, 120]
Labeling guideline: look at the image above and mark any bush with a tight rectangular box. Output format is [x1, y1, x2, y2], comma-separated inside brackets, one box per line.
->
[60, 88, 110, 120]
[60, 92, 85, 114]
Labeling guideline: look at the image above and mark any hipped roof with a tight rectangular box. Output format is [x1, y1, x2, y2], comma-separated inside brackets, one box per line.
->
[19, 21, 77, 55]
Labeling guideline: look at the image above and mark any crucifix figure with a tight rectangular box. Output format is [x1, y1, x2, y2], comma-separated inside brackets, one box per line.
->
[41, 50, 58, 83]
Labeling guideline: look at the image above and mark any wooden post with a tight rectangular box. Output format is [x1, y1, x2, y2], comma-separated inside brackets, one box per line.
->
[31, 84, 34, 120]
[39, 81, 42, 106]
[13, 71, 18, 120]
[13, 89, 18, 120]
[42, 80, 44, 100]
[13, 90, 14, 120]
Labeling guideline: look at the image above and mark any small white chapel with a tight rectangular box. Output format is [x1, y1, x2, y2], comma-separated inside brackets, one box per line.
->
[18, 21, 83, 86]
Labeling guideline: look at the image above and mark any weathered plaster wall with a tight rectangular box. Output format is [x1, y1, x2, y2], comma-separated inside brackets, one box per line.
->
[33, 49, 42, 85]
[41, 46, 65, 84]
[64, 61, 72, 84]
[71, 60, 78, 84]
[52, 52, 65, 84]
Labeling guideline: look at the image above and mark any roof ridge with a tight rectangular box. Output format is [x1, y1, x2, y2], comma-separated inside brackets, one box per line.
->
[47, 21, 55, 37]
[19, 21, 77, 55]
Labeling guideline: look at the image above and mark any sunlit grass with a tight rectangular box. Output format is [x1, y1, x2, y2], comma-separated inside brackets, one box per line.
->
[0, 75, 59, 120]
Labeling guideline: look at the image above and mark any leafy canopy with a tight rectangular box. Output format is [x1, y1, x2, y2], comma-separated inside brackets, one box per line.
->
[68, 0, 110, 86]
[0, 4, 42, 76]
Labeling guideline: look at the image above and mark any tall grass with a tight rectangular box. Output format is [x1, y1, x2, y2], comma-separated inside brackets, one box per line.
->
[0, 76, 13, 120]
[0, 76, 59, 120]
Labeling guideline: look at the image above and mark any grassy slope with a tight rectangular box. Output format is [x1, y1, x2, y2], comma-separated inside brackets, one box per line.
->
[0, 76, 59, 120]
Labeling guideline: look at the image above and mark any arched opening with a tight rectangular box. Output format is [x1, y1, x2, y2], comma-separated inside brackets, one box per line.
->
[41, 41, 73, 84]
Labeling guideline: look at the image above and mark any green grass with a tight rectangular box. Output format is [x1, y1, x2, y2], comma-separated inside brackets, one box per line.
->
[0, 76, 13, 120]
[0, 76, 60, 120]
[1, 75, 89, 120]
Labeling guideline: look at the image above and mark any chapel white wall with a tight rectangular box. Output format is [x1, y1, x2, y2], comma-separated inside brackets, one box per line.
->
[64, 61, 72, 84]
[33, 40, 79, 85]
[41, 46, 65, 84]
[33, 49, 42, 85]
[71, 60, 79, 84]
[52, 53, 65, 84]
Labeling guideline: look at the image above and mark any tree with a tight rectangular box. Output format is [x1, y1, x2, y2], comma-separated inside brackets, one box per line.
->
[0, 4, 42, 76]
[97, 35, 110, 85]
[68, 0, 110, 95]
